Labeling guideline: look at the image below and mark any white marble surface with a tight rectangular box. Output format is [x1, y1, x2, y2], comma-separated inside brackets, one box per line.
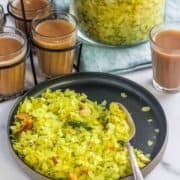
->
[0, 1, 180, 180]
[1, 69, 180, 180]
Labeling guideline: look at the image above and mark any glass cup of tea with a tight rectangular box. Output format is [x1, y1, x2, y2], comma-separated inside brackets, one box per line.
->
[0, 5, 5, 26]
[150, 23, 180, 93]
[0, 26, 27, 97]
[8, 0, 53, 33]
[32, 11, 77, 78]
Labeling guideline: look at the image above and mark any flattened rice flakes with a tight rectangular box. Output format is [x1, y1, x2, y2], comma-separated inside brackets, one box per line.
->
[11, 89, 150, 179]
[73, 0, 165, 45]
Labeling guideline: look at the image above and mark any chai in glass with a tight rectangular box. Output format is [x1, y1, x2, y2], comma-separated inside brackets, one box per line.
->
[32, 12, 77, 77]
[150, 23, 180, 92]
[9, 0, 52, 32]
[0, 26, 27, 96]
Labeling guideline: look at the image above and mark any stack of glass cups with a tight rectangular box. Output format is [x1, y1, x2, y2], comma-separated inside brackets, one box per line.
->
[1, 2, 79, 101]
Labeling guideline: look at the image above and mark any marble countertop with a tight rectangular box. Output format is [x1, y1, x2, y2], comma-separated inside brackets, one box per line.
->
[1, 69, 180, 180]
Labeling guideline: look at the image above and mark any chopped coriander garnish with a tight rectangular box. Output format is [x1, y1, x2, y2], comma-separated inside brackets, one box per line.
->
[67, 120, 93, 131]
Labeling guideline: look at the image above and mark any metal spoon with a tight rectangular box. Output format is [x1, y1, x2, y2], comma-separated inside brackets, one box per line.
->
[118, 103, 144, 180]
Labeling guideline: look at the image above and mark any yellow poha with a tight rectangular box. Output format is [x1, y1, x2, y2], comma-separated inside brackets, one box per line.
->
[10, 89, 150, 180]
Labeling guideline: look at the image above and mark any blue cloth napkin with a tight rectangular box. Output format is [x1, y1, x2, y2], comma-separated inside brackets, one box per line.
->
[80, 43, 151, 73]
[54, 0, 180, 74]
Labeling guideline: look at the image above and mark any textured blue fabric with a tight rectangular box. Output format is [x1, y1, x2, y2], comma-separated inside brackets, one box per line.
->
[80, 41, 151, 73]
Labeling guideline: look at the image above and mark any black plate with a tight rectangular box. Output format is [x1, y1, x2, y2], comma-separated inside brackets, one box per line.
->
[8, 72, 168, 180]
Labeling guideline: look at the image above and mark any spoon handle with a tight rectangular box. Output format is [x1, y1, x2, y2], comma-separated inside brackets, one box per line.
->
[126, 142, 144, 180]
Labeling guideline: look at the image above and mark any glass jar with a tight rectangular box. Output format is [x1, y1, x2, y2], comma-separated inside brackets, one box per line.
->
[71, 0, 165, 46]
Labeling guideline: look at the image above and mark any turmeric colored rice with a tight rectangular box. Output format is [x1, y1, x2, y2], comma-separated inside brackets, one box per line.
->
[10, 89, 150, 179]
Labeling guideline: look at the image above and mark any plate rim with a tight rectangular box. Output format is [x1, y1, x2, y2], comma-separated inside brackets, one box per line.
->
[7, 72, 168, 180]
